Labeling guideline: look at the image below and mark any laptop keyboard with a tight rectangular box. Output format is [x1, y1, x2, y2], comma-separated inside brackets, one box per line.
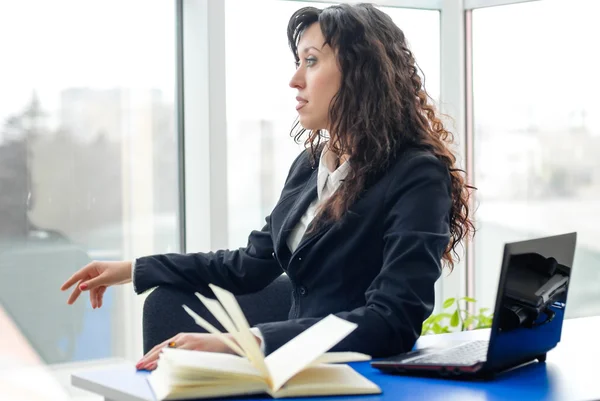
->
[405, 340, 489, 366]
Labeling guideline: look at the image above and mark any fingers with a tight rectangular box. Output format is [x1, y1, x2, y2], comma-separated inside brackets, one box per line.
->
[148, 338, 171, 358]
[137, 348, 162, 370]
[89, 288, 96, 309]
[62, 261, 112, 290]
[135, 334, 230, 371]
[86, 287, 107, 309]
[67, 281, 84, 305]
[137, 334, 182, 371]
[62, 263, 93, 307]
[97, 287, 106, 308]
[61, 268, 89, 291]
[81, 275, 109, 292]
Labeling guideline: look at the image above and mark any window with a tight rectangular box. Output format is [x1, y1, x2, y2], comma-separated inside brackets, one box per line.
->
[0, 0, 179, 378]
[472, 0, 600, 317]
[224, 0, 440, 248]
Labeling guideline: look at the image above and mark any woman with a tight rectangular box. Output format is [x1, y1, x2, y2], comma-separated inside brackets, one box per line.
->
[61, 3, 474, 370]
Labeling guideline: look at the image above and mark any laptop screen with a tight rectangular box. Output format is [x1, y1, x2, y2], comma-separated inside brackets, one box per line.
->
[486, 232, 577, 371]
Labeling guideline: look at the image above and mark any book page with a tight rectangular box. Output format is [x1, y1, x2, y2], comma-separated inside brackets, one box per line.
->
[195, 291, 266, 377]
[311, 352, 371, 366]
[148, 349, 269, 401]
[194, 293, 243, 345]
[207, 285, 271, 382]
[270, 364, 381, 398]
[158, 348, 262, 378]
[265, 314, 358, 392]
[182, 305, 245, 357]
[149, 363, 268, 401]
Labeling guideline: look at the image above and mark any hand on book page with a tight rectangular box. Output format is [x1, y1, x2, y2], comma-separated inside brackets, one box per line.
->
[203, 284, 272, 380]
[148, 284, 381, 400]
[181, 304, 245, 357]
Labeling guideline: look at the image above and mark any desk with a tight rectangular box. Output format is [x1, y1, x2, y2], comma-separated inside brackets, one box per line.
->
[72, 316, 600, 401]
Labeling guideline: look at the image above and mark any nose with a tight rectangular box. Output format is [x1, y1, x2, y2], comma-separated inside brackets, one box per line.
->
[289, 65, 305, 89]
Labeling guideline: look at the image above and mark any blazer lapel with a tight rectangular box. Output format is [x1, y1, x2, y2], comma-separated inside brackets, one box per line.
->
[275, 168, 318, 256]
[291, 210, 335, 259]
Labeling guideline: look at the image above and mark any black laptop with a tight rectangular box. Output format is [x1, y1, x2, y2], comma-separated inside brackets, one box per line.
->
[371, 232, 577, 379]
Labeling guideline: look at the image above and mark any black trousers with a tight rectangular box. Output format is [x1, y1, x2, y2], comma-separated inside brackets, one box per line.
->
[142, 274, 292, 353]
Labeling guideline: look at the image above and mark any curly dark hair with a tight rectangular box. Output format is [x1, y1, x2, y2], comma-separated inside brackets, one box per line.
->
[287, 3, 475, 270]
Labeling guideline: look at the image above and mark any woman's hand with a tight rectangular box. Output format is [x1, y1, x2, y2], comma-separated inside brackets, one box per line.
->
[136, 333, 250, 371]
[60, 260, 133, 308]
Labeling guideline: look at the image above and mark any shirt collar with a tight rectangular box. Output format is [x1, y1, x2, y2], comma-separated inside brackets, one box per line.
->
[317, 142, 351, 200]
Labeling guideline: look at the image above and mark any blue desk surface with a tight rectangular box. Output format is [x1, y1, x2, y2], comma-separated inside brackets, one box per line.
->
[72, 316, 600, 401]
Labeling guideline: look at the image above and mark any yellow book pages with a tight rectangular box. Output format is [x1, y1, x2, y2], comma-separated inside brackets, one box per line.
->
[159, 376, 266, 387]
[149, 351, 269, 401]
[270, 364, 381, 398]
[149, 371, 268, 401]
[157, 348, 263, 379]
[181, 304, 245, 357]
[193, 293, 251, 359]
[311, 352, 371, 366]
[265, 315, 358, 392]
[208, 284, 272, 381]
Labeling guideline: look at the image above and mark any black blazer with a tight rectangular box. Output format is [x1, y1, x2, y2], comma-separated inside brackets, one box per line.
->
[134, 146, 452, 357]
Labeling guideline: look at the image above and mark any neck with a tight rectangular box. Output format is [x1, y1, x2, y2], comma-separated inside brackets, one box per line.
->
[323, 134, 350, 169]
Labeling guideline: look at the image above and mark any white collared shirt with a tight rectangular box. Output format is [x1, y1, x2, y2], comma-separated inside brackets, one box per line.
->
[286, 142, 351, 253]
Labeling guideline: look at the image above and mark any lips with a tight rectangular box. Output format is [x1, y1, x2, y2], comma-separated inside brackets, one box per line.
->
[296, 96, 307, 111]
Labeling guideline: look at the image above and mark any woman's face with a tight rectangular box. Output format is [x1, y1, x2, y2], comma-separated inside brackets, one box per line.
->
[289, 22, 341, 131]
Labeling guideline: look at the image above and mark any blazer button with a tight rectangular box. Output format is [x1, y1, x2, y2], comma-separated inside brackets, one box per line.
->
[298, 256, 302, 261]
[271, 252, 276, 258]
[299, 286, 307, 296]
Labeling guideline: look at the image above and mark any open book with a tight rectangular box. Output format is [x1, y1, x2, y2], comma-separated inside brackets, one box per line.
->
[147, 284, 381, 400]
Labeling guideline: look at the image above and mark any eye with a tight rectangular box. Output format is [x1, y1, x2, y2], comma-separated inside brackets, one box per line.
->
[305, 57, 317, 67]
[295, 57, 317, 69]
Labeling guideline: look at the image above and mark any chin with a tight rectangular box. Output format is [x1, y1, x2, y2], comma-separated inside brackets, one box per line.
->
[298, 116, 324, 131]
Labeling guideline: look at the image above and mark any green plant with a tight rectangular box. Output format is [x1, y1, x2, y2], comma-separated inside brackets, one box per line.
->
[421, 297, 494, 335]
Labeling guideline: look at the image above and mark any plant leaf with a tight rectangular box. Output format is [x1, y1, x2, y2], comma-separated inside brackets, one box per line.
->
[461, 297, 477, 303]
[476, 316, 493, 328]
[433, 313, 452, 323]
[450, 310, 459, 327]
[479, 307, 490, 313]
[463, 316, 475, 328]
[443, 298, 456, 309]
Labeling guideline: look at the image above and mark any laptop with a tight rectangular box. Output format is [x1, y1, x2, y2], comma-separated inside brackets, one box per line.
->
[371, 232, 577, 379]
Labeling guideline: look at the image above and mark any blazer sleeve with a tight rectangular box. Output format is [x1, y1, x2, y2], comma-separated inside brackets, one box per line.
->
[133, 219, 282, 296]
[255, 153, 452, 357]
[133, 151, 309, 296]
